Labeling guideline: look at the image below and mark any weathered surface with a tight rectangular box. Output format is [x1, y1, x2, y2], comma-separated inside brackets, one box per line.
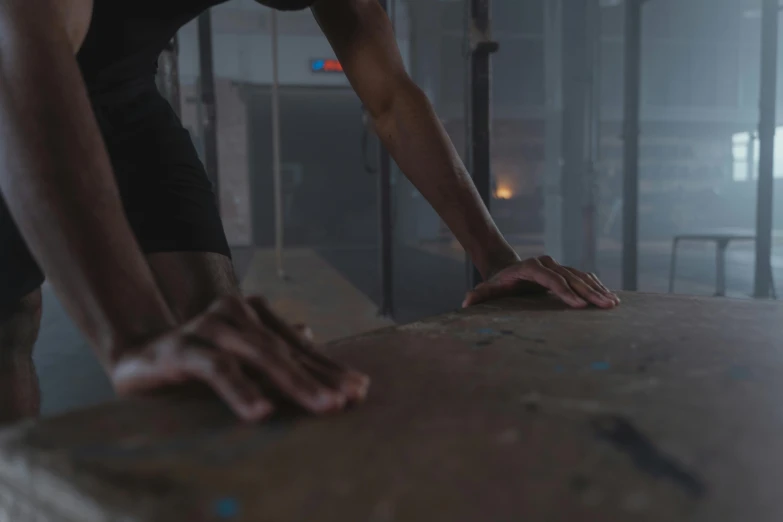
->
[0, 293, 781, 521]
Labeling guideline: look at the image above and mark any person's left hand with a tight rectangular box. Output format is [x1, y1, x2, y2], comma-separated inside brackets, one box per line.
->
[463, 255, 620, 309]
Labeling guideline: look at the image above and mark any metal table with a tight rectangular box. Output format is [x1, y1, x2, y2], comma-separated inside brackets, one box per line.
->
[668, 230, 777, 297]
[0, 293, 782, 521]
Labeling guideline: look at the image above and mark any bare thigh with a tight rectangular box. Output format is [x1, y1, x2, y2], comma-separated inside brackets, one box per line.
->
[146, 252, 240, 322]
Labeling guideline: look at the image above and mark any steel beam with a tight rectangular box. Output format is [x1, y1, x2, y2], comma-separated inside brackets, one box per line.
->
[621, 0, 642, 290]
[465, 0, 498, 289]
[753, 0, 779, 299]
[378, 0, 394, 318]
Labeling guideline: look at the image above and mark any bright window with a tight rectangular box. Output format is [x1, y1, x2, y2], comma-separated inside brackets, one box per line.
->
[732, 129, 783, 181]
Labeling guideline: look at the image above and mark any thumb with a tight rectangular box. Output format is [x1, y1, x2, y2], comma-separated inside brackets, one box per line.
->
[462, 281, 521, 308]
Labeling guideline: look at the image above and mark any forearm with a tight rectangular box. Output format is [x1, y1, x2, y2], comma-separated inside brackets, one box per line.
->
[0, 3, 176, 362]
[373, 82, 519, 278]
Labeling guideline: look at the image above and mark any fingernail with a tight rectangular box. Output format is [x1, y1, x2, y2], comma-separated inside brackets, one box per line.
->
[345, 374, 370, 401]
[245, 401, 273, 421]
[315, 392, 342, 412]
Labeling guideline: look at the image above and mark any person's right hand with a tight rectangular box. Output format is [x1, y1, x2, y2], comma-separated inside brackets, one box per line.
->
[107, 295, 370, 422]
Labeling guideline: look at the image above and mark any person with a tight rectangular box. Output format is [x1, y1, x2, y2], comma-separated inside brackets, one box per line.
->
[0, 0, 619, 424]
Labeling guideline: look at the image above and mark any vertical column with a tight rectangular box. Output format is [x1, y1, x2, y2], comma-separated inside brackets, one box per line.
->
[583, 0, 602, 274]
[544, 0, 594, 269]
[543, 0, 564, 262]
[754, 0, 779, 299]
[561, 0, 590, 268]
[270, 11, 285, 278]
[465, 0, 498, 289]
[622, 0, 643, 291]
[405, 0, 442, 243]
[378, 0, 394, 318]
[198, 11, 220, 207]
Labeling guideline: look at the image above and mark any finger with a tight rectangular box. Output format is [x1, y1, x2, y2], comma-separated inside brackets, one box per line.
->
[200, 319, 346, 414]
[176, 348, 275, 422]
[528, 264, 589, 308]
[585, 273, 621, 305]
[246, 297, 369, 401]
[537, 258, 609, 308]
[298, 355, 370, 404]
[558, 267, 616, 309]
[566, 268, 617, 302]
[207, 295, 260, 328]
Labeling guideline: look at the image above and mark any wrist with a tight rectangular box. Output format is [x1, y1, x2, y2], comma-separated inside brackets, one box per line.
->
[472, 237, 520, 281]
[92, 293, 178, 366]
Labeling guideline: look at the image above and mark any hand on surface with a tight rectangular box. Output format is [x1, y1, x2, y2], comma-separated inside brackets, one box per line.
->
[108, 295, 369, 422]
[463, 255, 620, 309]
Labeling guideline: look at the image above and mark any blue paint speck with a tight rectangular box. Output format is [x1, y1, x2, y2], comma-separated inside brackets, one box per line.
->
[554, 365, 565, 373]
[591, 361, 611, 371]
[728, 365, 753, 381]
[477, 328, 499, 336]
[214, 497, 240, 519]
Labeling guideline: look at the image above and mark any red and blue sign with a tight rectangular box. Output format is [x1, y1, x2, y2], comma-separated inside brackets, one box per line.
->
[310, 59, 344, 73]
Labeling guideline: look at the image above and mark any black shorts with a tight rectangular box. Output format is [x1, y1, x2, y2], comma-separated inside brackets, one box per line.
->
[0, 79, 230, 310]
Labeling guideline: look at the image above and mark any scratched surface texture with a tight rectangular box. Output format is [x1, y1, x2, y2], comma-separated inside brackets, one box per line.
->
[0, 293, 781, 522]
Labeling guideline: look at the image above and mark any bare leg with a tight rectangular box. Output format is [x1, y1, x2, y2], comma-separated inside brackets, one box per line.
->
[0, 289, 42, 425]
[146, 252, 240, 322]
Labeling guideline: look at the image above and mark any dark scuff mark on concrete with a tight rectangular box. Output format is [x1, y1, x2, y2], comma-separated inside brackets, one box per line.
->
[591, 415, 706, 498]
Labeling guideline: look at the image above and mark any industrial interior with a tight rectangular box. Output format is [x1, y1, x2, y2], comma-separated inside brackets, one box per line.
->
[31, 0, 782, 415]
[3, 0, 783, 520]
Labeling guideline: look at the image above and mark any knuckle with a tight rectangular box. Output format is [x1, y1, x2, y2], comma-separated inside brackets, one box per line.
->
[538, 255, 554, 264]
[205, 354, 234, 378]
[213, 295, 255, 322]
[213, 294, 244, 313]
[188, 315, 221, 337]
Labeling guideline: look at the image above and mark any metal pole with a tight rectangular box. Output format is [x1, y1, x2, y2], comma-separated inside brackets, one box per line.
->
[621, 0, 642, 291]
[377, 0, 394, 318]
[271, 11, 285, 279]
[561, 0, 590, 268]
[754, 0, 779, 298]
[583, 0, 602, 273]
[466, 0, 498, 289]
[198, 11, 220, 208]
[543, 0, 564, 262]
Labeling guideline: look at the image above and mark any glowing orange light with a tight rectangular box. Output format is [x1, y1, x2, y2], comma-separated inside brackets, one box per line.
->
[496, 186, 513, 200]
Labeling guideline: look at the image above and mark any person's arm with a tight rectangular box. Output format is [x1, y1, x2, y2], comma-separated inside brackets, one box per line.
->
[312, 0, 513, 279]
[0, 1, 369, 422]
[312, 0, 619, 308]
[0, 0, 177, 360]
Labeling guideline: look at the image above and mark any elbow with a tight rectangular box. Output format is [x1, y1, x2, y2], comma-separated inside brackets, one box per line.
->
[55, 0, 94, 53]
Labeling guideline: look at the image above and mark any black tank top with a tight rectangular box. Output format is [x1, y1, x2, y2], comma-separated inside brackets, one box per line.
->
[77, 0, 316, 95]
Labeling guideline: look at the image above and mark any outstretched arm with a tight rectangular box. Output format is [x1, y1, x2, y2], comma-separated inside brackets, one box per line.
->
[0, 0, 177, 358]
[0, 0, 370, 421]
[312, 0, 619, 308]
